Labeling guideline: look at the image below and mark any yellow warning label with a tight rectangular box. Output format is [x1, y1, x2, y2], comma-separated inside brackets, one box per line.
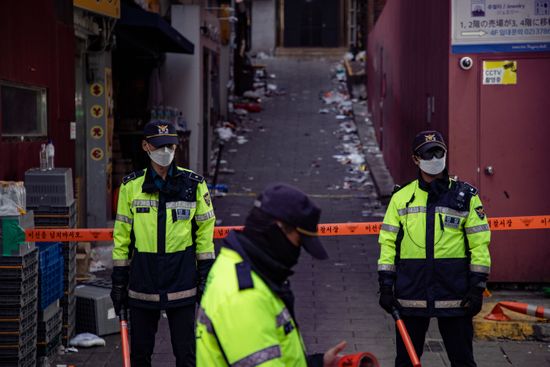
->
[483, 61, 517, 85]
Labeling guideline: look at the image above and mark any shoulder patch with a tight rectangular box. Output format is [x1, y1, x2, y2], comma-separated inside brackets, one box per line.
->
[122, 170, 145, 185]
[188, 172, 205, 183]
[475, 206, 486, 220]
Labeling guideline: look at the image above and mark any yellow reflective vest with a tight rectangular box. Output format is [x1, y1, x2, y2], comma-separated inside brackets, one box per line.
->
[197, 232, 308, 367]
[113, 166, 215, 309]
[378, 177, 491, 317]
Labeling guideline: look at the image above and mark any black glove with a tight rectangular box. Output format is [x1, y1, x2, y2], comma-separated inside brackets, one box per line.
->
[111, 266, 130, 316]
[110, 284, 128, 316]
[197, 259, 215, 303]
[379, 286, 400, 314]
[460, 286, 484, 316]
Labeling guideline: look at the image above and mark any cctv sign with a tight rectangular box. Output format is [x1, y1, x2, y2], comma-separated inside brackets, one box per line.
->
[452, 0, 550, 53]
[483, 60, 517, 85]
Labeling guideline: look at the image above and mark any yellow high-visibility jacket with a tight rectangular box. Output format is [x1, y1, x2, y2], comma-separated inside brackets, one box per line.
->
[378, 177, 491, 317]
[113, 165, 215, 309]
[197, 232, 309, 366]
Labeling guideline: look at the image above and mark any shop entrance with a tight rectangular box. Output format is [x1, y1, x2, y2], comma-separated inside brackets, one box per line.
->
[283, 0, 340, 47]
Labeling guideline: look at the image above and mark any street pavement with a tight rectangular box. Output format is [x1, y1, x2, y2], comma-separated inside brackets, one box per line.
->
[53, 56, 550, 366]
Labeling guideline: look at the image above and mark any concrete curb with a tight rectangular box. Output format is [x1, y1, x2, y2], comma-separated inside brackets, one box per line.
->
[352, 102, 395, 204]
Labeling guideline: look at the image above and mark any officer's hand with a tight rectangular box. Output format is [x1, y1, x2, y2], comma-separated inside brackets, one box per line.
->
[460, 287, 484, 316]
[379, 287, 399, 314]
[323, 340, 347, 367]
[110, 284, 128, 316]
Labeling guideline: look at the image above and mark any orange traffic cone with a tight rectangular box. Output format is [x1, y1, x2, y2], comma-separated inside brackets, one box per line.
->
[485, 301, 549, 321]
[499, 301, 549, 319]
[484, 303, 511, 321]
[338, 352, 380, 367]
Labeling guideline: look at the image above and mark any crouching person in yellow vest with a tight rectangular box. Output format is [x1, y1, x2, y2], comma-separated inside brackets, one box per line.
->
[196, 183, 346, 366]
[110, 120, 216, 367]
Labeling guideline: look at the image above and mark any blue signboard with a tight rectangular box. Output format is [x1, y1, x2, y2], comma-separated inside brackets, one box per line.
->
[452, 0, 550, 53]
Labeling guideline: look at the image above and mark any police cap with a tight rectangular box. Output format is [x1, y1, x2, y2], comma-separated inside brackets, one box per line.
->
[254, 183, 328, 260]
[412, 130, 447, 155]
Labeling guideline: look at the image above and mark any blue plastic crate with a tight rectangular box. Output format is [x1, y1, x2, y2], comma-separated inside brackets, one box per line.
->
[38, 256, 64, 310]
[36, 242, 62, 270]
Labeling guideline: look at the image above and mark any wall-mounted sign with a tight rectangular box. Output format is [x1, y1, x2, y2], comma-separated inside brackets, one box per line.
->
[90, 83, 104, 97]
[90, 105, 104, 118]
[452, 0, 550, 53]
[483, 60, 518, 85]
[90, 148, 104, 161]
[90, 125, 104, 139]
[74, 0, 120, 19]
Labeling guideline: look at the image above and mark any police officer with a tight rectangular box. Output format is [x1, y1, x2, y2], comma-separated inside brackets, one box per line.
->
[377, 130, 491, 367]
[110, 120, 216, 367]
[196, 183, 346, 366]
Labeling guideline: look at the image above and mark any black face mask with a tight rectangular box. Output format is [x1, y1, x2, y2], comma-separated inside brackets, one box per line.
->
[261, 223, 301, 269]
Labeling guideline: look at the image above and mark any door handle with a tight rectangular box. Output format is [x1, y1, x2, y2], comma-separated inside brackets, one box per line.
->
[485, 166, 494, 176]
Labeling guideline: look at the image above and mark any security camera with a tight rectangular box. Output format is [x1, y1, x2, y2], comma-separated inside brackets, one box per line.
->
[459, 57, 473, 70]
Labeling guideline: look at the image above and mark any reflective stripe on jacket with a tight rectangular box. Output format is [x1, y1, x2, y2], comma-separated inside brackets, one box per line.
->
[197, 246, 308, 367]
[113, 165, 215, 309]
[377, 178, 491, 317]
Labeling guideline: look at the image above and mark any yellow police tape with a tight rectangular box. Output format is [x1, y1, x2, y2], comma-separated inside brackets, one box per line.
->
[24, 215, 550, 242]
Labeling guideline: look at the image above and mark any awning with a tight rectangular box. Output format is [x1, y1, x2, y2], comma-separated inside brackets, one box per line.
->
[116, 4, 194, 55]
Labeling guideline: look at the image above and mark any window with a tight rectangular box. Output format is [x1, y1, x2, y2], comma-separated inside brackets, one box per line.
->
[0, 81, 47, 137]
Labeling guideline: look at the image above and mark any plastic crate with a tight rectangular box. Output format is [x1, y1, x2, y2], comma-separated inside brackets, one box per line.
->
[0, 261, 38, 283]
[27, 202, 76, 216]
[0, 310, 36, 333]
[0, 345, 36, 367]
[0, 284, 37, 308]
[37, 311, 62, 344]
[0, 322, 36, 345]
[0, 275, 37, 296]
[38, 304, 61, 332]
[33, 212, 77, 228]
[0, 213, 36, 257]
[38, 257, 64, 311]
[36, 331, 61, 358]
[24, 168, 74, 207]
[37, 244, 62, 273]
[0, 249, 38, 268]
[0, 299, 37, 321]
[0, 333, 36, 359]
[75, 285, 119, 336]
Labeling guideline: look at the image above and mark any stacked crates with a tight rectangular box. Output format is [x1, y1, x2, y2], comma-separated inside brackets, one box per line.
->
[61, 242, 77, 346]
[25, 168, 77, 346]
[36, 302, 62, 364]
[35, 242, 64, 362]
[0, 249, 38, 367]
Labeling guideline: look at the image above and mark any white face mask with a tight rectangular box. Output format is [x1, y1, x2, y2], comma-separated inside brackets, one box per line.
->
[418, 154, 446, 175]
[148, 146, 175, 167]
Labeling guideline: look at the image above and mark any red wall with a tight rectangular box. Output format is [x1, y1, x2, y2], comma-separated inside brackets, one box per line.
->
[0, 1, 75, 180]
[367, 0, 450, 185]
[368, 0, 550, 282]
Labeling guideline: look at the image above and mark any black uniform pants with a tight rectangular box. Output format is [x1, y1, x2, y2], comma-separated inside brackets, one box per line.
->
[130, 305, 196, 367]
[395, 316, 476, 367]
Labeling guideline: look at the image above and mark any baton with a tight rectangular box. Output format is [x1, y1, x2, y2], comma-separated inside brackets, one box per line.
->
[120, 308, 131, 367]
[391, 309, 421, 367]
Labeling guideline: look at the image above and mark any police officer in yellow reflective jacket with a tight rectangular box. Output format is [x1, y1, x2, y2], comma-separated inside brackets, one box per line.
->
[196, 183, 346, 367]
[110, 120, 216, 367]
[378, 130, 491, 367]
